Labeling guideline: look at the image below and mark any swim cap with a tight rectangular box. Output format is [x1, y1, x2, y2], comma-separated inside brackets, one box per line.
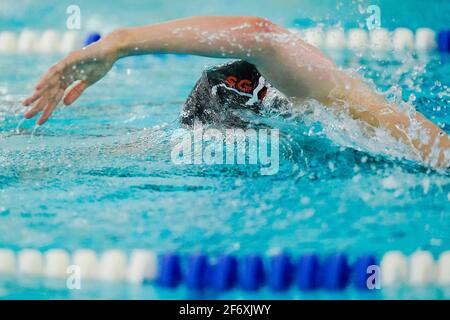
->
[181, 60, 268, 127]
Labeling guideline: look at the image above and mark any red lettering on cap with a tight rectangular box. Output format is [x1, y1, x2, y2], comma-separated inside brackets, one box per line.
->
[225, 76, 238, 87]
[225, 76, 254, 93]
[237, 79, 253, 93]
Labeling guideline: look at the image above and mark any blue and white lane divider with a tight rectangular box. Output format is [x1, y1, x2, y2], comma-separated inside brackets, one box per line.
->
[0, 249, 449, 291]
[0, 30, 101, 54]
[1, 28, 450, 54]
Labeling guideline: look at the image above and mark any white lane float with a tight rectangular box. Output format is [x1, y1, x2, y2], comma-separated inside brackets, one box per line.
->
[18, 249, 44, 276]
[370, 28, 392, 51]
[127, 249, 157, 284]
[0, 31, 17, 53]
[325, 29, 347, 50]
[347, 29, 368, 51]
[99, 249, 128, 282]
[393, 28, 415, 51]
[17, 30, 38, 53]
[38, 30, 60, 54]
[380, 251, 409, 287]
[44, 249, 71, 278]
[415, 28, 437, 51]
[437, 251, 450, 286]
[72, 249, 99, 280]
[0, 249, 16, 274]
[409, 250, 435, 286]
[60, 31, 80, 53]
[302, 28, 324, 48]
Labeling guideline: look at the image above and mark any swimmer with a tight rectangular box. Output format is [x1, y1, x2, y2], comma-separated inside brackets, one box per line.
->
[22, 16, 450, 167]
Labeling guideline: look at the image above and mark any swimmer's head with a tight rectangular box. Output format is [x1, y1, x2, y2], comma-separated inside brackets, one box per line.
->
[181, 60, 267, 127]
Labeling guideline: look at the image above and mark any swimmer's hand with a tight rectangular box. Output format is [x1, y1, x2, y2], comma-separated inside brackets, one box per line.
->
[22, 40, 118, 125]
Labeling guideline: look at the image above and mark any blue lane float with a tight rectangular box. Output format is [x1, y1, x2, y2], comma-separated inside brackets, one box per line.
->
[185, 253, 209, 290]
[320, 253, 350, 290]
[156, 253, 182, 288]
[268, 253, 294, 291]
[239, 255, 265, 291]
[210, 255, 238, 291]
[352, 255, 377, 290]
[296, 253, 321, 291]
[438, 30, 450, 52]
[84, 32, 101, 46]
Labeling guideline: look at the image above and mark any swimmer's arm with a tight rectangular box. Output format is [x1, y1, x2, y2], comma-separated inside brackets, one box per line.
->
[23, 16, 449, 166]
[109, 16, 338, 99]
[21, 15, 355, 124]
[334, 79, 450, 167]
[118, 16, 446, 166]
[112, 16, 450, 166]
[23, 16, 324, 124]
[23, 16, 287, 125]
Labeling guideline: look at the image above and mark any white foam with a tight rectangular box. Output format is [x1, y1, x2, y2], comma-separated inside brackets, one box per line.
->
[294, 100, 417, 162]
[382, 176, 399, 190]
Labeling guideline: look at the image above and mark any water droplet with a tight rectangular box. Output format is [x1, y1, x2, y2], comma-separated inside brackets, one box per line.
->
[15, 118, 25, 134]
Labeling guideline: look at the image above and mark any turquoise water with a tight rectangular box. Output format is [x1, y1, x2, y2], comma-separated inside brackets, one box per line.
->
[0, 0, 450, 299]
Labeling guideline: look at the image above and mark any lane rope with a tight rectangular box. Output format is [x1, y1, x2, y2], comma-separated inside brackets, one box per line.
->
[1, 28, 449, 54]
[0, 248, 449, 291]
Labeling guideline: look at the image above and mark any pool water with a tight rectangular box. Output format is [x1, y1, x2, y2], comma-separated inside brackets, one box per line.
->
[0, 0, 449, 299]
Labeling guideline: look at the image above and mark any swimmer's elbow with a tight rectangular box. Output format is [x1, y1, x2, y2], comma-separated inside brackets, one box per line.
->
[247, 17, 286, 38]
[243, 17, 288, 58]
[246, 17, 277, 32]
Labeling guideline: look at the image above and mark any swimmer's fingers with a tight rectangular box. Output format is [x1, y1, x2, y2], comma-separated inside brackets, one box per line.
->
[23, 96, 48, 119]
[63, 80, 89, 106]
[22, 89, 44, 106]
[37, 89, 65, 125]
[34, 61, 66, 91]
[23, 63, 66, 106]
